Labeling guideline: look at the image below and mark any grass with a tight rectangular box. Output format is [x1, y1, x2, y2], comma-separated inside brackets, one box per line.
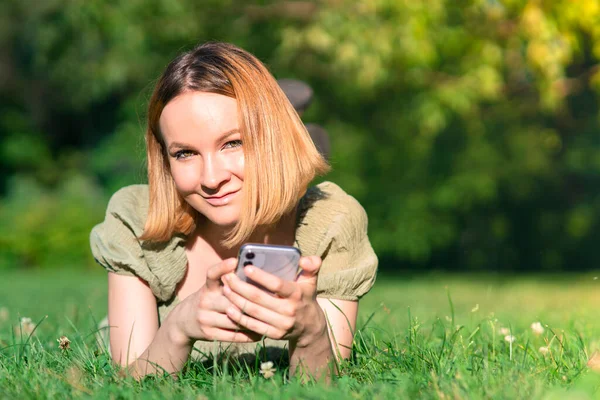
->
[1, 269, 600, 399]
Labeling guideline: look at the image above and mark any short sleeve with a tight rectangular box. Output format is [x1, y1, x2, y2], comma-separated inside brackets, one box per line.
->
[309, 184, 378, 301]
[90, 186, 150, 278]
[89, 186, 167, 301]
[90, 185, 189, 302]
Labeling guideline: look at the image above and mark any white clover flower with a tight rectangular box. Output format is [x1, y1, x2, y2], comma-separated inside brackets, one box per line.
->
[531, 322, 544, 335]
[19, 317, 35, 335]
[260, 361, 276, 379]
[499, 327, 510, 335]
[504, 335, 516, 343]
[57, 336, 71, 351]
[538, 346, 549, 354]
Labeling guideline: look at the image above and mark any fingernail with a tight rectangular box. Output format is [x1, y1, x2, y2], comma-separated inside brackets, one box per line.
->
[245, 266, 254, 274]
[224, 274, 231, 281]
[223, 285, 231, 294]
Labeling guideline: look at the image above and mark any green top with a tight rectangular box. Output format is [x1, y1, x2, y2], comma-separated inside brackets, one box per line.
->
[90, 181, 378, 360]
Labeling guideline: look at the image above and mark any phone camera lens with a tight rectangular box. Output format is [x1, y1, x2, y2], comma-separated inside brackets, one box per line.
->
[243, 261, 253, 267]
[246, 251, 255, 260]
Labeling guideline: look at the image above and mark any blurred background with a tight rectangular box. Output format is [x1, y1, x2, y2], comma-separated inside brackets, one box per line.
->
[1, 0, 600, 274]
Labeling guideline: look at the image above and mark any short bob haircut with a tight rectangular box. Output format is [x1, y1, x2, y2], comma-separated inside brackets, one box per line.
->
[141, 42, 330, 247]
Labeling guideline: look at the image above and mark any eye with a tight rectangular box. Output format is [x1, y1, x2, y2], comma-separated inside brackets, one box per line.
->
[173, 150, 195, 160]
[223, 139, 242, 150]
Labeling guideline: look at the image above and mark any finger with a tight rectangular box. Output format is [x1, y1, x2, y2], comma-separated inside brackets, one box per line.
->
[225, 305, 286, 340]
[223, 272, 272, 304]
[200, 292, 240, 314]
[242, 266, 297, 298]
[296, 256, 322, 283]
[206, 258, 237, 290]
[223, 284, 295, 328]
[207, 328, 262, 343]
[198, 310, 248, 331]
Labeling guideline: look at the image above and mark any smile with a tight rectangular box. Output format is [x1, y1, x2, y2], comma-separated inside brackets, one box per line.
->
[202, 189, 240, 206]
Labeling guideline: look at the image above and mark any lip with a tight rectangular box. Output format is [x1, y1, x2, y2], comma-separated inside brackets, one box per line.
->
[202, 189, 240, 206]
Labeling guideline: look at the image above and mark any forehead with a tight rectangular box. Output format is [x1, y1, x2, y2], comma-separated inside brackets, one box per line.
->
[159, 91, 239, 141]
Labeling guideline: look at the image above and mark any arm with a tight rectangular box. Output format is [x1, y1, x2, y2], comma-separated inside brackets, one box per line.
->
[108, 272, 193, 376]
[107, 259, 259, 379]
[316, 298, 358, 360]
[287, 298, 357, 380]
[288, 300, 333, 381]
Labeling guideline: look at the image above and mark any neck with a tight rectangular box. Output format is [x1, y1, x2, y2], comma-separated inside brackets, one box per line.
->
[194, 222, 238, 259]
[194, 206, 299, 258]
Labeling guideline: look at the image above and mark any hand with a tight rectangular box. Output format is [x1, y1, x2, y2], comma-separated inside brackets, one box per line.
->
[221, 256, 327, 346]
[168, 258, 262, 345]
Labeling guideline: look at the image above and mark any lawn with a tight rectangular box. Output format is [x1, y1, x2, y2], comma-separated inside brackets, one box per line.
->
[1, 268, 600, 399]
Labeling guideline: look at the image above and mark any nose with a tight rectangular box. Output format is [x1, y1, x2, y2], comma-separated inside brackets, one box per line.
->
[200, 153, 230, 192]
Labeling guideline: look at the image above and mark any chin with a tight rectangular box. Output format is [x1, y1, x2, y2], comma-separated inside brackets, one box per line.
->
[208, 217, 239, 228]
[200, 209, 240, 228]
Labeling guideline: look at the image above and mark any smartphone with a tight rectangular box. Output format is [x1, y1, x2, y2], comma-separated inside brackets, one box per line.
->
[235, 243, 301, 284]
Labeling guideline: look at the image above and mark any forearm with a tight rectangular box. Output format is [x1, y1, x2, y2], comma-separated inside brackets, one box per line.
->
[288, 304, 337, 381]
[289, 330, 335, 381]
[124, 316, 193, 379]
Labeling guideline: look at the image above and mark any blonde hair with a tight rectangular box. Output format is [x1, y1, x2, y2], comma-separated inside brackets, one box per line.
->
[141, 42, 330, 247]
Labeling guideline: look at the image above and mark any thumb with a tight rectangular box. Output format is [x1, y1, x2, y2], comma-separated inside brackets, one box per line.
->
[206, 258, 237, 290]
[296, 256, 322, 284]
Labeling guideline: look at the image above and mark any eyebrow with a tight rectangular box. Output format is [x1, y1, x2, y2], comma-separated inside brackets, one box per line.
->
[167, 128, 241, 152]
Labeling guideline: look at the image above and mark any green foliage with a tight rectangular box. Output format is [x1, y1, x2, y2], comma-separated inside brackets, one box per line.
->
[0, 174, 106, 268]
[278, 0, 600, 269]
[1, 0, 600, 270]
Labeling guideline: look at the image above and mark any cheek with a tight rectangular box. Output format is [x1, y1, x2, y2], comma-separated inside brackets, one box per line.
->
[220, 152, 244, 180]
[169, 162, 200, 194]
[233, 153, 244, 179]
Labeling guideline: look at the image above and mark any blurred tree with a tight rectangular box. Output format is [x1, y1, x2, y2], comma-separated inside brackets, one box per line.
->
[1, 0, 600, 271]
[270, 0, 600, 271]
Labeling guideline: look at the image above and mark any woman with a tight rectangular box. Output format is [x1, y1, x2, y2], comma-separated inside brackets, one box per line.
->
[90, 42, 377, 379]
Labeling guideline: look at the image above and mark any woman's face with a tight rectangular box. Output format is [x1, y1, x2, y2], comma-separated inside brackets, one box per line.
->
[159, 91, 245, 228]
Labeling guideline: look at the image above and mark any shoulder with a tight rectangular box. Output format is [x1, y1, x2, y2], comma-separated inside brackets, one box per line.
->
[297, 181, 369, 254]
[91, 184, 187, 302]
[299, 182, 378, 300]
[104, 184, 150, 236]
[308, 181, 368, 235]
[90, 185, 149, 263]
[89, 185, 149, 277]
[317, 181, 367, 219]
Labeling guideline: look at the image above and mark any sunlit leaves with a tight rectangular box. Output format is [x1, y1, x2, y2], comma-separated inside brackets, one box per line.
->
[1, 0, 600, 269]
